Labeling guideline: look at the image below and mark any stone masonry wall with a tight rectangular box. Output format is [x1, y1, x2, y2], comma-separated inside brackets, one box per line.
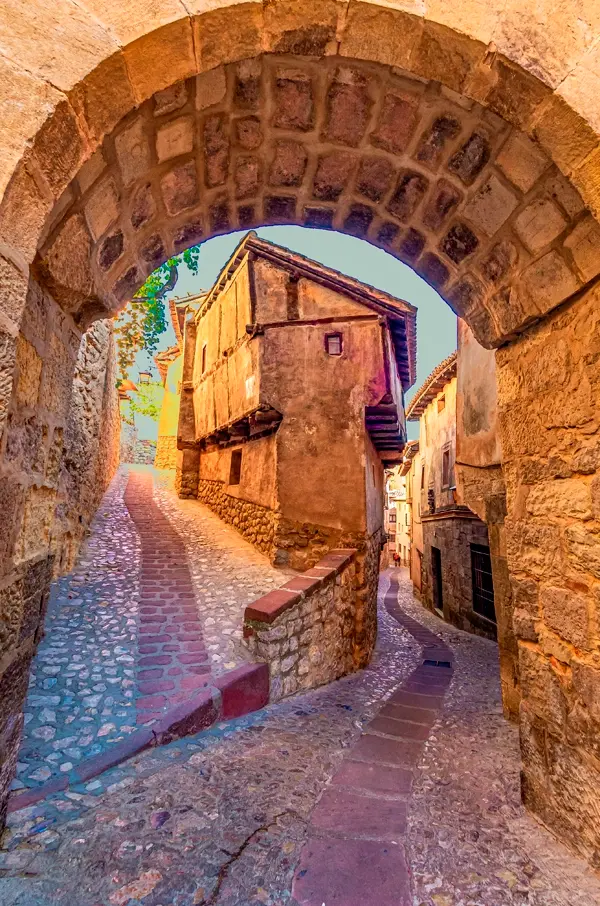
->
[421, 511, 496, 641]
[197, 477, 276, 557]
[53, 320, 120, 574]
[243, 549, 358, 699]
[154, 435, 178, 469]
[496, 280, 600, 865]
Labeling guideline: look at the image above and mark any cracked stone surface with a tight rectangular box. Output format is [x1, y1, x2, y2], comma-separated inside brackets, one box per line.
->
[2, 571, 599, 905]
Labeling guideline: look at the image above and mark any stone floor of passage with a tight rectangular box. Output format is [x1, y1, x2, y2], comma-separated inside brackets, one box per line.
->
[2, 570, 599, 906]
[13, 466, 289, 792]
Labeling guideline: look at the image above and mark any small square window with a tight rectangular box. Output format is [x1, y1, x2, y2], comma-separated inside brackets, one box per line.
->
[229, 449, 242, 485]
[325, 332, 343, 356]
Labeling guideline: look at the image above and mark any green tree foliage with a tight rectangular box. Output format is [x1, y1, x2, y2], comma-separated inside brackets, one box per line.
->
[114, 246, 200, 379]
[127, 381, 165, 422]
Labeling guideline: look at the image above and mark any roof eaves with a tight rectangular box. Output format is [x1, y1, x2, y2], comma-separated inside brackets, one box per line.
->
[405, 351, 457, 421]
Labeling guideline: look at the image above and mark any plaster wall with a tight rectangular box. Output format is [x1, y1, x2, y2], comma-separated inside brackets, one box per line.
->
[262, 317, 386, 536]
[199, 435, 278, 511]
[155, 354, 182, 469]
[456, 320, 502, 469]
[419, 376, 458, 514]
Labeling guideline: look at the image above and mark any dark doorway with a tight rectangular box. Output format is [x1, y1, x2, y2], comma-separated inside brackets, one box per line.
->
[471, 543, 496, 623]
[431, 546, 443, 615]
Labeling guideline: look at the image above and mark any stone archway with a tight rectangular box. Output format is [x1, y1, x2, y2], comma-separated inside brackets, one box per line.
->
[1, 0, 600, 865]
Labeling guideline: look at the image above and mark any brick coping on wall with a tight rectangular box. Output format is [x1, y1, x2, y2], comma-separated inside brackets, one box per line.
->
[243, 549, 358, 629]
[9, 548, 359, 814]
[8, 662, 269, 813]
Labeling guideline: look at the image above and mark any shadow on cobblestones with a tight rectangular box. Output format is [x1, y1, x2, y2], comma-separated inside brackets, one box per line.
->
[2, 571, 599, 905]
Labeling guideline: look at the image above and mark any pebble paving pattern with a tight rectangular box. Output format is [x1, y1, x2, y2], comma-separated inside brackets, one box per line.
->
[14, 466, 289, 792]
[152, 468, 295, 675]
[15, 470, 141, 792]
[2, 571, 599, 905]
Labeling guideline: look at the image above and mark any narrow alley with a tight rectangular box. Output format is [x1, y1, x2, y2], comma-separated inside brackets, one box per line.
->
[1, 470, 599, 906]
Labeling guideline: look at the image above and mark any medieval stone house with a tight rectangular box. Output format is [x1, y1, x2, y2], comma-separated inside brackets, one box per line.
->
[173, 233, 416, 575]
[407, 351, 497, 640]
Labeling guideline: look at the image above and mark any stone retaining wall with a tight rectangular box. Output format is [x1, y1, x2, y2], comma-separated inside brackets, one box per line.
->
[197, 478, 276, 557]
[154, 435, 178, 469]
[243, 549, 358, 699]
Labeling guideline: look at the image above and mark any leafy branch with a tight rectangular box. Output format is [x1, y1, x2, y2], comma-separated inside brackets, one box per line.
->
[114, 246, 201, 380]
[127, 381, 165, 422]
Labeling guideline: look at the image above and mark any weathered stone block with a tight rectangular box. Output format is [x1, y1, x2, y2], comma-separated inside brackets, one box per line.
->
[84, 176, 119, 241]
[323, 68, 372, 148]
[344, 204, 373, 238]
[422, 179, 462, 231]
[154, 81, 188, 117]
[372, 92, 419, 154]
[416, 115, 461, 169]
[519, 251, 579, 316]
[140, 234, 167, 271]
[203, 114, 230, 188]
[269, 141, 307, 187]
[115, 117, 151, 188]
[15, 337, 42, 409]
[130, 182, 156, 231]
[541, 585, 590, 650]
[447, 132, 490, 185]
[161, 162, 199, 215]
[273, 68, 314, 131]
[356, 156, 394, 203]
[564, 216, 600, 283]
[387, 171, 429, 222]
[526, 478, 592, 520]
[233, 58, 262, 111]
[514, 198, 569, 254]
[235, 116, 263, 151]
[0, 578, 24, 654]
[313, 152, 354, 202]
[519, 644, 565, 733]
[496, 132, 550, 192]
[235, 156, 260, 199]
[479, 239, 518, 285]
[156, 116, 194, 163]
[98, 230, 124, 272]
[417, 252, 449, 289]
[196, 67, 226, 111]
[463, 174, 519, 237]
[440, 222, 479, 264]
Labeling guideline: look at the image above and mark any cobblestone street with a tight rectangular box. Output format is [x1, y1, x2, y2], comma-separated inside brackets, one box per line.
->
[2, 560, 599, 905]
[12, 468, 288, 795]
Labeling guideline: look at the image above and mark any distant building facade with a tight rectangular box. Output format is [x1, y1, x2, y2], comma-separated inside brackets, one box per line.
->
[407, 352, 497, 641]
[171, 232, 416, 666]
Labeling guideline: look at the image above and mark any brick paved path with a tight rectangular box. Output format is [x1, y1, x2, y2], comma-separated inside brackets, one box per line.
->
[123, 471, 213, 725]
[3, 570, 600, 906]
[13, 467, 288, 796]
[292, 574, 454, 905]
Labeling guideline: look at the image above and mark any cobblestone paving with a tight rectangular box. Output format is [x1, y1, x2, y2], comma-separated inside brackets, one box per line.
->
[3, 571, 599, 905]
[14, 466, 289, 791]
[153, 468, 295, 675]
[15, 470, 141, 792]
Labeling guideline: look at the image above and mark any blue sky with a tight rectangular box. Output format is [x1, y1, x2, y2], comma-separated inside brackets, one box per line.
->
[135, 227, 457, 441]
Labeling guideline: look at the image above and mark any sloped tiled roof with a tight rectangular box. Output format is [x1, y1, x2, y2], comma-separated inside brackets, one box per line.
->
[405, 352, 457, 421]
